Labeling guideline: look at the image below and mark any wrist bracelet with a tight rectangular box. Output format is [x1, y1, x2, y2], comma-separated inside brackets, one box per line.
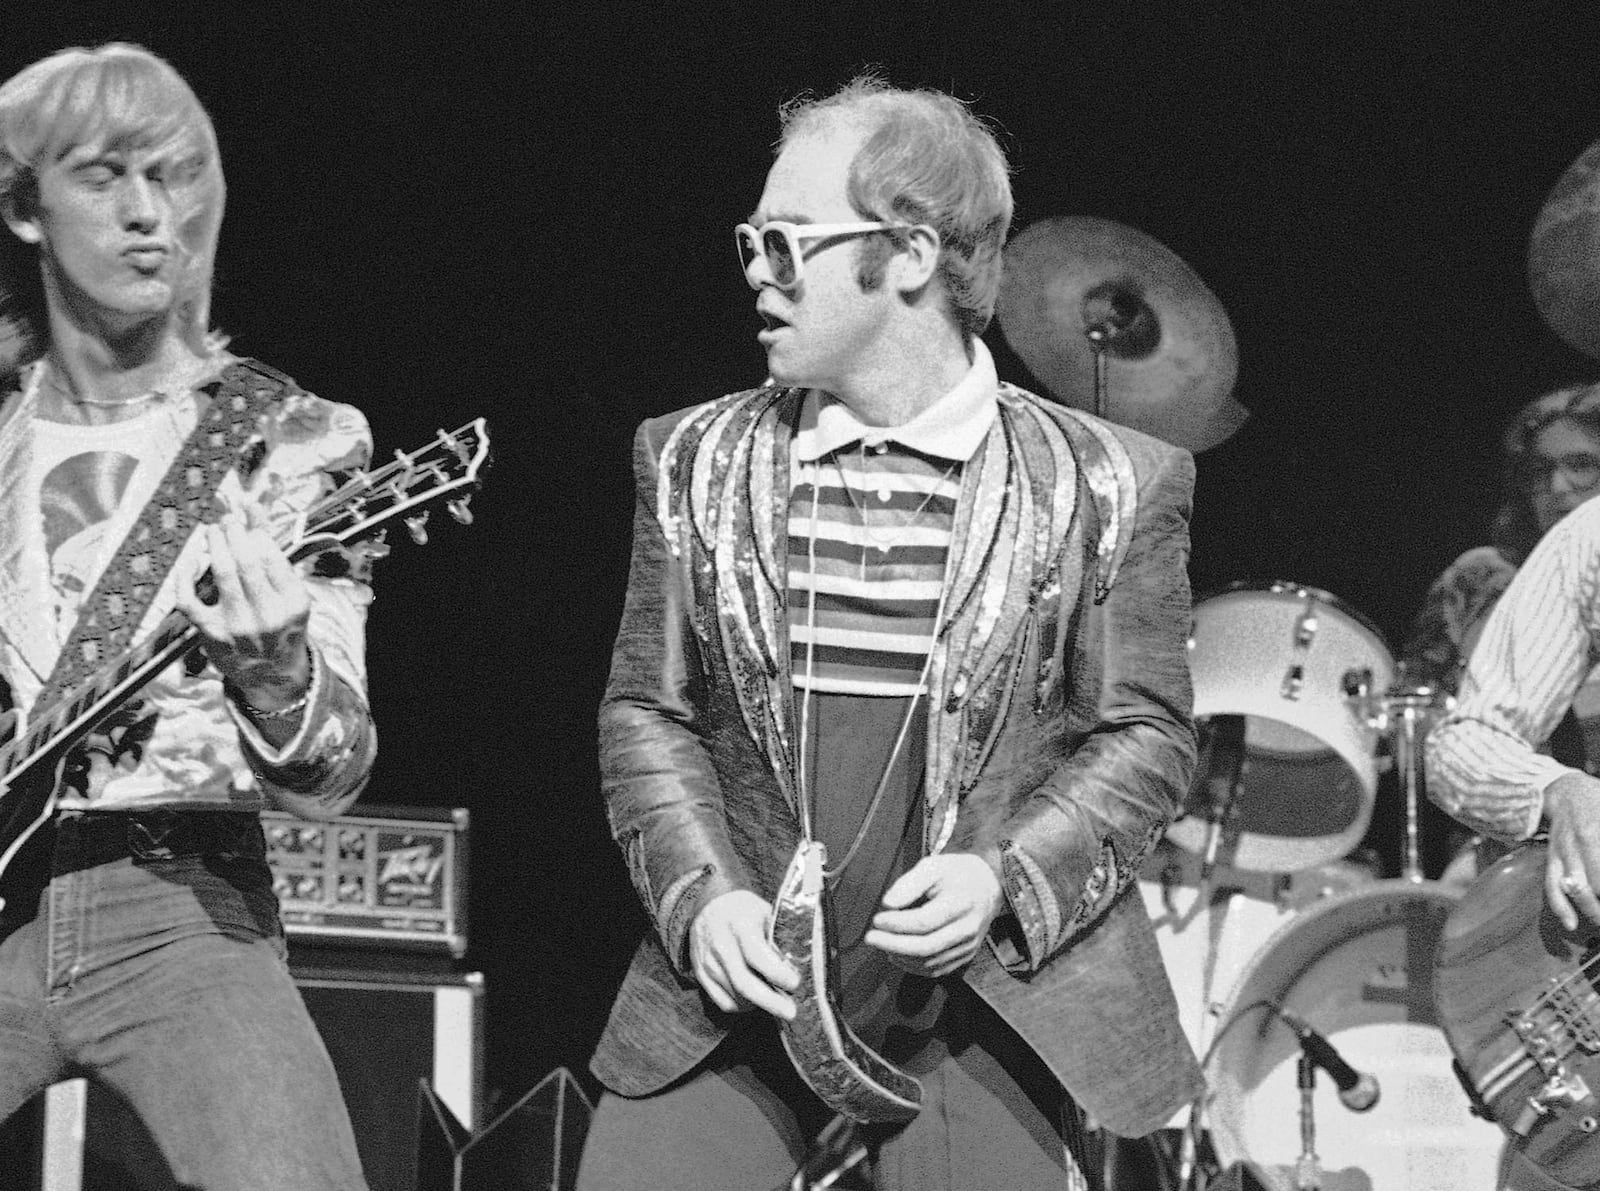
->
[236, 651, 316, 721]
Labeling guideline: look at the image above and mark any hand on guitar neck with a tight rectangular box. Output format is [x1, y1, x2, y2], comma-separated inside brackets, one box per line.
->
[176, 500, 314, 747]
[1542, 770, 1600, 931]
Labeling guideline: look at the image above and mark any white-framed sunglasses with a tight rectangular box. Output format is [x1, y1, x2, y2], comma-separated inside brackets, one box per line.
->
[734, 220, 910, 291]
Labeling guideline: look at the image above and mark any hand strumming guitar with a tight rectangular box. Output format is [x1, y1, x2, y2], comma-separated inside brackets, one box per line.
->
[175, 500, 312, 747]
[1543, 771, 1600, 930]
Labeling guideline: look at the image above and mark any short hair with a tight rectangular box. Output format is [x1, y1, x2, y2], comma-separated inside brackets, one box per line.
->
[0, 43, 225, 376]
[1491, 380, 1600, 562]
[777, 75, 1013, 340]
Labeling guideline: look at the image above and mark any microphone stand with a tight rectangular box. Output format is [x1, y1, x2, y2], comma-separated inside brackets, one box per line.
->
[785, 1115, 869, 1191]
[1294, 1053, 1322, 1191]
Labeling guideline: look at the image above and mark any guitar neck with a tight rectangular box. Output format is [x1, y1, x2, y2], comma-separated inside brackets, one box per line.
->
[0, 416, 489, 796]
[4, 612, 201, 787]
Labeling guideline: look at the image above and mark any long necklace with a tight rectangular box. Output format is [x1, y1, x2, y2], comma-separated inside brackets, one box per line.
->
[796, 461, 954, 883]
[833, 442, 959, 572]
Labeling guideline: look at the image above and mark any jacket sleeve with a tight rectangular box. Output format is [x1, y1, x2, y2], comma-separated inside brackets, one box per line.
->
[597, 420, 758, 974]
[990, 444, 1198, 972]
[228, 393, 377, 820]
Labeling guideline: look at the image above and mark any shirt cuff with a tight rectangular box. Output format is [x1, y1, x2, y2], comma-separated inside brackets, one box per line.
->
[228, 644, 326, 762]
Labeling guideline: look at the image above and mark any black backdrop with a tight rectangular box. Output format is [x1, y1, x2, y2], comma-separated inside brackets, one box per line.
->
[9, 1, 1600, 1112]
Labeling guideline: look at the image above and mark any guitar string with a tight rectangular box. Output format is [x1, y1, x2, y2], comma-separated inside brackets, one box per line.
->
[4, 423, 480, 775]
[1537, 949, 1600, 1013]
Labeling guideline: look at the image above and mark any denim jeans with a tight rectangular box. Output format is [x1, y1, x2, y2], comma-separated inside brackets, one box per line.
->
[0, 810, 367, 1190]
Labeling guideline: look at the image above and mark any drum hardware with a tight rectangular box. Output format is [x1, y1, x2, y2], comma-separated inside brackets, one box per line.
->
[1173, 582, 1394, 873]
[1352, 682, 1454, 884]
[1279, 600, 1319, 703]
[1084, 280, 1150, 423]
[1293, 1052, 1320, 1191]
[1204, 881, 1502, 1191]
[995, 215, 1249, 453]
[1196, 714, 1250, 891]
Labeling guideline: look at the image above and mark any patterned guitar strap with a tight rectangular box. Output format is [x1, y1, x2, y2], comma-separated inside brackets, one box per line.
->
[31, 359, 292, 715]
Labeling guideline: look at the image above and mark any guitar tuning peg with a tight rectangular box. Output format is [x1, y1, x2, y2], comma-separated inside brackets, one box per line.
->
[405, 511, 430, 545]
[438, 428, 464, 461]
[447, 496, 473, 525]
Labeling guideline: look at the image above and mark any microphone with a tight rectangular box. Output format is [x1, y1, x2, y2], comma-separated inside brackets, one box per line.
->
[1279, 1010, 1380, 1112]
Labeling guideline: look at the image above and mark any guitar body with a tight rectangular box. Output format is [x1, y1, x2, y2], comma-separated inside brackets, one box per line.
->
[0, 419, 490, 897]
[1436, 840, 1600, 1189]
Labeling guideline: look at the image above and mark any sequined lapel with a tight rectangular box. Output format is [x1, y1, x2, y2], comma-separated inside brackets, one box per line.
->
[658, 386, 802, 807]
[923, 396, 1084, 851]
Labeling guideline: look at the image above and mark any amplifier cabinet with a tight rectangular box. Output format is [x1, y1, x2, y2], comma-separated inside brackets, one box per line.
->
[294, 959, 485, 1191]
[264, 803, 470, 956]
[13, 960, 484, 1191]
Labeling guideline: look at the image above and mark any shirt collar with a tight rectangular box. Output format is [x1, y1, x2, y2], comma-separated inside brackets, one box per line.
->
[794, 339, 998, 464]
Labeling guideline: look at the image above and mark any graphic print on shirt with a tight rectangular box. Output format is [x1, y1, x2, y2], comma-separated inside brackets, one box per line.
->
[41, 449, 159, 799]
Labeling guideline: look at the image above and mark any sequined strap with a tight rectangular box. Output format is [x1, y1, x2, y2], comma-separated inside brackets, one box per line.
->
[33, 360, 292, 712]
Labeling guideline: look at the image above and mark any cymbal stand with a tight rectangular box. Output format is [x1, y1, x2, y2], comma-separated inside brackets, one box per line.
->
[1087, 327, 1110, 420]
[1084, 290, 1141, 421]
[1354, 686, 1439, 884]
[1388, 690, 1436, 883]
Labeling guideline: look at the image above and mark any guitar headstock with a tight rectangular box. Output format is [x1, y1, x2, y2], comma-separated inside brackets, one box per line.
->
[293, 418, 491, 573]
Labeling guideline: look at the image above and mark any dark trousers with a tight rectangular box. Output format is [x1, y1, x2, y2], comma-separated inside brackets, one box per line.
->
[577, 986, 1092, 1191]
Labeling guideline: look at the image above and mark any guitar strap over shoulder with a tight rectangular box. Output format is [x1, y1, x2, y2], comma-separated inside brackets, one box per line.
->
[32, 359, 293, 713]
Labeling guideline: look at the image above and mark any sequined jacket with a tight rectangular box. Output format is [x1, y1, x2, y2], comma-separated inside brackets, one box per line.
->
[593, 381, 1203, 1137]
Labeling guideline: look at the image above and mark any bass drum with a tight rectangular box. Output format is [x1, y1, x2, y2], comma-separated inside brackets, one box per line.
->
[1207, 881, 1504, 1191]
[1141, 839, 1377, 1102]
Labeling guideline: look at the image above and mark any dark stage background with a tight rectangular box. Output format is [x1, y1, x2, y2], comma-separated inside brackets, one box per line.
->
[12, 1, 1600, 1114]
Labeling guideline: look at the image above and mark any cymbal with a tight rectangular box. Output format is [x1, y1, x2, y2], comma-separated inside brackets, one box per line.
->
[996, 215, 1247, 453]
[1530, 137, 1600, 358]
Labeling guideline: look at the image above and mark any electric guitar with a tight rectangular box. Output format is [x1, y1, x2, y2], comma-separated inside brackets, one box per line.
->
[0, 418, 491, 897]
[1435, 839, 1600, 1190]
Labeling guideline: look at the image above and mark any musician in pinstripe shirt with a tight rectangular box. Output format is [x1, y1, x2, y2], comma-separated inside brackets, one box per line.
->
[1427, 487, 1600, 932]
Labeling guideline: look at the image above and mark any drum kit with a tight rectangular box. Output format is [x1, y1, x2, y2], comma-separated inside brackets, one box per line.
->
[990, 157, 1600, 1186]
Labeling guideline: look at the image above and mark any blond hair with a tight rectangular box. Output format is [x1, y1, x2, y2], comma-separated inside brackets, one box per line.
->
[0, 43, 225, 374]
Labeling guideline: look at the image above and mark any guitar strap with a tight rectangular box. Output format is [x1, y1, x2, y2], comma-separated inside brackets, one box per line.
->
[32, 359, 294, 714]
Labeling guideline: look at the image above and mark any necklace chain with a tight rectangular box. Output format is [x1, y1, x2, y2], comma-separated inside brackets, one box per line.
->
[797, 465, 953, 883]
[833, 442, 959, 559]
[44, 365, 170, 409]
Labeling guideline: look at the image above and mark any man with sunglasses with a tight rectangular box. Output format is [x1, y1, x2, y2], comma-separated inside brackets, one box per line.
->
[584, 75, 1202, 1191]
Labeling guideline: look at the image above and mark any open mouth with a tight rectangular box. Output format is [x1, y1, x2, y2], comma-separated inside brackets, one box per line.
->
[760, 311, 790, 333]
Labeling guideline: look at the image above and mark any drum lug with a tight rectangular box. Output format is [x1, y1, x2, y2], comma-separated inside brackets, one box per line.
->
[1341, 667, 1374, 700]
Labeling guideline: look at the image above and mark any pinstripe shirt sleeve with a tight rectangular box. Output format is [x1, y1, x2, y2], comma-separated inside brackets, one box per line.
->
[1426, 499, 1600, 841]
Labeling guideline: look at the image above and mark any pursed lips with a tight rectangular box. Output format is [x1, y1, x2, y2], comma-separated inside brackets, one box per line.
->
[122, 244, 169, 272]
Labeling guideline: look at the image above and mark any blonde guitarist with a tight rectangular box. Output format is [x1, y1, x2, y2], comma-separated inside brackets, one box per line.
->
[0, 44, 375, 1191]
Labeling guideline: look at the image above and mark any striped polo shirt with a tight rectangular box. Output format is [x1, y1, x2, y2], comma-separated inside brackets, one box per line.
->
[787, 342, 998, 695]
